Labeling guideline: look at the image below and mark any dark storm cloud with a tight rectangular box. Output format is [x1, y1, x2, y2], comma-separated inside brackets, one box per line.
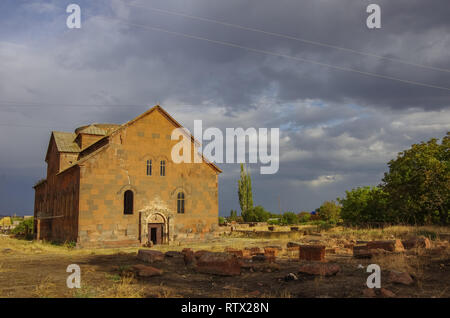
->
[0, 0, 449, 214]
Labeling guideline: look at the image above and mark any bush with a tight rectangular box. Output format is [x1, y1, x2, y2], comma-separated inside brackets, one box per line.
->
[11, 217, 34, 239]
[218, 216, 226, 225]
[281, 212, 298, 225]
[338, 186, 389, 225]
[242, 205, 271, 222]
[298, 212, 311, 223]
[317, 201, 341, 224]
[267, 218, 280, 225]
[381, 132, 449, 225]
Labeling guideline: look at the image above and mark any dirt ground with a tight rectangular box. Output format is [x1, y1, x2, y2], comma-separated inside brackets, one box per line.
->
[0, 225, 449, 298]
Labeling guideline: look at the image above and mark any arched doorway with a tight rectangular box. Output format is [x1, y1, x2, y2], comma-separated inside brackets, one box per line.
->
[140, 211, 169, 245]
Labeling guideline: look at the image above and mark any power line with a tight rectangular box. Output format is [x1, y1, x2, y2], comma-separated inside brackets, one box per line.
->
[123, 2, 450, 74]
[0, 102, 150, 108]
[94, 15, 450, 92]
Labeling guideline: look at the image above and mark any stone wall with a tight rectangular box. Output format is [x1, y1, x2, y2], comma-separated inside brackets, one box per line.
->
[76, 109, 220, 247]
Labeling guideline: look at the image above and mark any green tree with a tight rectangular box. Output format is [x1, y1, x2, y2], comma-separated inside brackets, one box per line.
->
[382, 132, 449, 225]
[11, 217, 34, 239]
[298, 211, 311, 223]
[281, 212, 298, 225]
[317, 201, 341, 224]
[238, 163, 253, 214]
[338, 186, 389, 225]
[228, 209, 238, 221]
[242, 205, 270, 222]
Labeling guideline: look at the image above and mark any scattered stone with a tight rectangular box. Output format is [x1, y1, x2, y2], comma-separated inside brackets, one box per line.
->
[182, 248, 195, 265]
[287, 242, 300, 248]
[284, 273, 298, 281]
[335, 247, 352, 255]
[137, 249, 164, 263]
[290, 227, 299, 231]
[367, 240, 405, 252]
[238, 259, 253, 270]
[251, 263, 281, 273]
[388, 270, 414, 285]
[195, 252, 241, 276]
[402, 236, 431, 249]
[362, 288, 376, 298]
[427, 246, 446, 257]
[325, 248, 336, 254]
[252, 254, 267, 262]
[353, 245, 372, 258]
[133, 264, 163, 277]
[194, 250, 209, 260]
[165, 251, 183, 258]
[244, 247, 261, 255]
[298, 263, 340, 276]
[264, 247, 279, 257]
[380, 288, 396, 298]
[225, 248, 251, 258]
[268, 226, 275, 231]
[299, 245, 326, 262]
[344, 243, 354, 249]
[265, 245, 283, 250]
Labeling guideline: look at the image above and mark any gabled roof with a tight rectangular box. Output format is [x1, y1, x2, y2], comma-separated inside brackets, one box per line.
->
[109, 105, 222, 173]
[51, 105, 222, 175]
[52, 132, 80, 153]
[77, 125, 107, 136]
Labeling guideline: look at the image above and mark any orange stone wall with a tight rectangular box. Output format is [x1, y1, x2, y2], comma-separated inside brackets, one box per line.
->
[76, 110, 219, 247]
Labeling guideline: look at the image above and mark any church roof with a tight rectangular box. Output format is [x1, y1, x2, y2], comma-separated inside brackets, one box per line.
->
[52, 131, 80, 153]
[47, 105, 221, 175]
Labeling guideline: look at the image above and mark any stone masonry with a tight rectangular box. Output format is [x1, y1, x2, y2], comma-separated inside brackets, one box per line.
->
[33, 105, 221, 247]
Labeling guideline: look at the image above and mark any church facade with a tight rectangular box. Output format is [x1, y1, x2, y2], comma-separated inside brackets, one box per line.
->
[33, 106, 221, 248]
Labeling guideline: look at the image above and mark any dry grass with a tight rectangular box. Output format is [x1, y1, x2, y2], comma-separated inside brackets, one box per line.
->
[327, 225, 448, 241]
[0, 235, 140, 257]
[32, 276, 57, 298]
[1, 225, 448, 298]
[101, 274, 144, 298]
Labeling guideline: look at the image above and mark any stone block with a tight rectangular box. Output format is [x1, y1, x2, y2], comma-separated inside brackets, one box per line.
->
[195, 252, 241, 276]
[299, 245, 325, 261]
[137, 249, 165, 263]
[367, 240, 405, 252]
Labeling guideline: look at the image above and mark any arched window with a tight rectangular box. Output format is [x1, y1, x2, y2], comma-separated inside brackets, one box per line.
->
[124, 190, 134, 215]
[160, 160, 166, 176]
[177, 192, 185, 214]
[146, 160, 152, 176]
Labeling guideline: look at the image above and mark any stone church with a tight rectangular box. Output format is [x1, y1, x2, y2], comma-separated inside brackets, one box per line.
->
[33, 105, 221, 248]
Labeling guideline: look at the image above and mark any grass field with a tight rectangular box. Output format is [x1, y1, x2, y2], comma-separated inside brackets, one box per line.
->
[0, 224, 449, 298]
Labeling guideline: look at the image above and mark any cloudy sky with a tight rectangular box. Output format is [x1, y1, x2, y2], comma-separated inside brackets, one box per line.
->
[0, 0, 449, 216]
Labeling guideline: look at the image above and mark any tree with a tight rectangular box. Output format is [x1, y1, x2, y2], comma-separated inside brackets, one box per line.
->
[382, 132, 449, 225]
[317, 201, 341, 224]
[238, 163, 253, 214]
[11, 217, 34, 239]
[242, 205, 270, 222]
[281, 212, 298, 225]
[298, 211, 311, 223]
[338, 186, 389, 225]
